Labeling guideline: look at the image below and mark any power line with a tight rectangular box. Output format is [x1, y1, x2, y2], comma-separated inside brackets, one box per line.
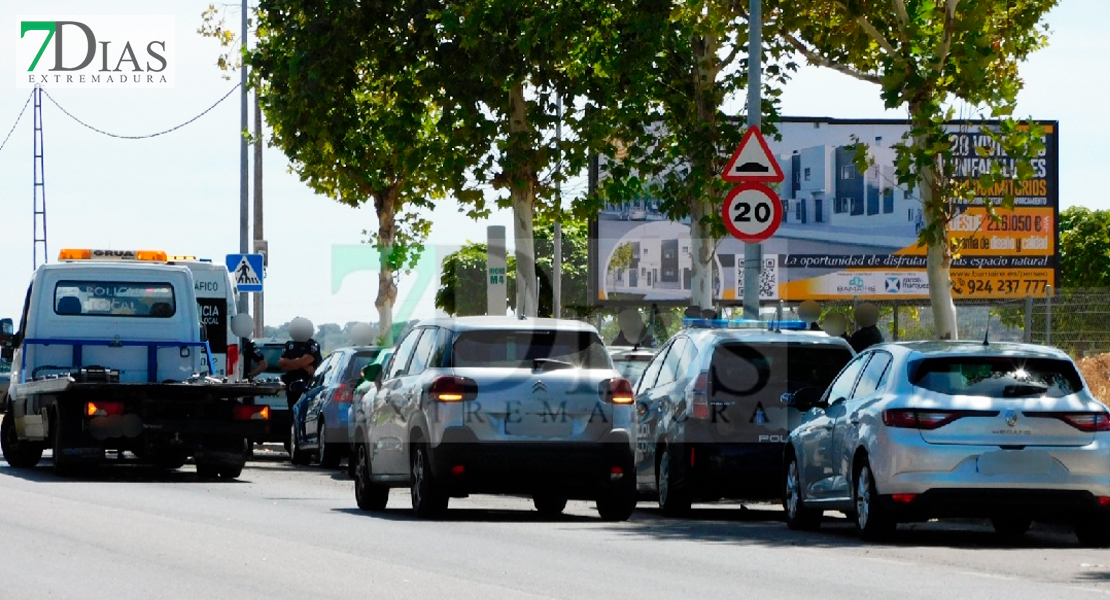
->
[42, 84, 241, 140]
[0, 89, 34, 154]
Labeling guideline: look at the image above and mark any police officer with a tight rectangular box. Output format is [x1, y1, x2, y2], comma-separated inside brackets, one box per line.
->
[849, 303, 884, 352]
[278, 317, 322, 410]
[241, 336, 267, 380]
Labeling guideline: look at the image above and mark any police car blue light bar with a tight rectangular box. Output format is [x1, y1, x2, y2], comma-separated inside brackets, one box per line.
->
[683, 318, 811, 331]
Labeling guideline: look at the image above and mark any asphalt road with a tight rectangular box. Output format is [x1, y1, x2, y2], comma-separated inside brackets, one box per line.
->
[1, 449, 1109, 600]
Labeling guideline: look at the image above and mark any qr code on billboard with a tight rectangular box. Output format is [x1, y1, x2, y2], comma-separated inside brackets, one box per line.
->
[735, 254, 779, 300]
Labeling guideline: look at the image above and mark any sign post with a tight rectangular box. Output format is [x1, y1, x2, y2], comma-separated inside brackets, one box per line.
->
[723, 120, 785, 316]
[741, 0, 764, 319]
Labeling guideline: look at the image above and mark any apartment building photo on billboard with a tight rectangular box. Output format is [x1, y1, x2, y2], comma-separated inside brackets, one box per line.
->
[591, 117, 1059, 305]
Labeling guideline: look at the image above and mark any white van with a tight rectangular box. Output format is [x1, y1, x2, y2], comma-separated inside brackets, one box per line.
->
[166, 257, 242, 381]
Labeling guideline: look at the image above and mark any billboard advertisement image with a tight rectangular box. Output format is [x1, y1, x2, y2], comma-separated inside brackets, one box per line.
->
[591, 117, 1058, 305]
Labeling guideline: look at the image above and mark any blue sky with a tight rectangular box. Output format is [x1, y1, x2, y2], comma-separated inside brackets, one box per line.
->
[0, 0, 1104, 328]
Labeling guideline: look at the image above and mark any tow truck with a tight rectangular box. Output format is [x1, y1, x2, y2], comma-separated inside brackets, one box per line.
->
[0, 249, 282, 478]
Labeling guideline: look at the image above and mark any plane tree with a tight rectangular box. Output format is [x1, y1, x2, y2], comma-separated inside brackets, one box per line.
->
[245, 0, 469, 344]
[772, 0, 1057, 339]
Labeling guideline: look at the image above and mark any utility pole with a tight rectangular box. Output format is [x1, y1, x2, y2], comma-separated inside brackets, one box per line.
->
[741, 0, 763, 320]
[252, 93, 264, 337]
[32, 86, 47, 270]
[238, 0, 250, 315]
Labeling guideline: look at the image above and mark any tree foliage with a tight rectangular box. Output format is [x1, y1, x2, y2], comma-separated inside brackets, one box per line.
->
[244, 0, 466, 344]
[1058, 206, 1110, 288]
[585, 0, 794, 310]
[418, 0, 635, 316]
[436, 214, 594, 318]
[774, 0, 1057, 339]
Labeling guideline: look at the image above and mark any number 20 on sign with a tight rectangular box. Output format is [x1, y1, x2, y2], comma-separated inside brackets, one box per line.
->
[722, 182, 783, 243]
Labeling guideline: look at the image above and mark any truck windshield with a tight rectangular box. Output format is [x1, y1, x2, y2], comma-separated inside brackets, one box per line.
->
[54, 281, 176, 318]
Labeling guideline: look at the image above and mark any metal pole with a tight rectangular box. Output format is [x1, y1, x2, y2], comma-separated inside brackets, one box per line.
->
[553, 94, 563, 319]
[892, 304, 899, 341]
[1045, 285, 1053, 346]
[1023, 295, 1033, 343]
[252, 92, 264, 337]
[238, 0, 250, 315]
[741, 0, 763, 320]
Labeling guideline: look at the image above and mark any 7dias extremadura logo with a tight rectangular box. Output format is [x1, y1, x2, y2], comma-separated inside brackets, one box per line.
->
[18, 16, 174, 88]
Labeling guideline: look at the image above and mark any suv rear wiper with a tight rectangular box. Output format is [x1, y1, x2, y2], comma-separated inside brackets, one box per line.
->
[533, 358, 575, 371]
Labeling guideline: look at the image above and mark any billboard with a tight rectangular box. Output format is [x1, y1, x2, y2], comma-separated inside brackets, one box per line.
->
[590, 117, 1058, 305]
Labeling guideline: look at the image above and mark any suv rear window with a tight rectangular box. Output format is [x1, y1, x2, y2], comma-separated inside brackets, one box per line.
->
[910, 356, 1083, 398]
[711, 342, 853, 397]
[54, 281, 176, 318]
[453, 329, 610, 369]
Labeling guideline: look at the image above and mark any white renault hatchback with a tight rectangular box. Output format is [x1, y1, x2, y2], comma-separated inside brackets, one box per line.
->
[782, 341, 1110, 546]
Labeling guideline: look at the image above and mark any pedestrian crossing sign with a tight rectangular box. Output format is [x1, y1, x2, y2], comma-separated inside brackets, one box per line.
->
[226, 253, 264, 292]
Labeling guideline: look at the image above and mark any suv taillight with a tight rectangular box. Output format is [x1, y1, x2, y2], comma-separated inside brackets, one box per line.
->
[1028, 411, 1110, 432]
[686, 371, 710, 420]
[882, 409, 999, 430]
[227, 343, 240, 378]
[599, 378, 634, 404]
[429, 376, 478, 402]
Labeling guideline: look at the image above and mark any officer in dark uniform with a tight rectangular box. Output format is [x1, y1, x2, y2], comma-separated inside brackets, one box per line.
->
[241, 337, 267, 380]
[278, 317, 322, 410]
[849, 303, 884, 352]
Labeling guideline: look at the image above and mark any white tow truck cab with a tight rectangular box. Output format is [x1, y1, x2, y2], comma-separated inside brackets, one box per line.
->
[0, 249, 280, 477]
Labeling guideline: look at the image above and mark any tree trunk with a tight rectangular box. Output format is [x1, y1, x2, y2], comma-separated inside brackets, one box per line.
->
[508, 81, 538, 317]
[374, 186, 400, 345]
[689, 198, 715, 310]
[912, 114, 959, 340]
[689, 32, 720, 310]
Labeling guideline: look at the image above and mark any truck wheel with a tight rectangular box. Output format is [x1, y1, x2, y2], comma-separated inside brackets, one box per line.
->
[154, 454, 187, 470]
[1, 413, 43, 469]
[289, 424, 311, 466]
[318, 422, 341, 469]
[218, 464, 244, 480]
[196, 462, 220, 479]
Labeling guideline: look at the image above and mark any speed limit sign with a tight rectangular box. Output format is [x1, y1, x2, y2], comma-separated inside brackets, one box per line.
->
[722, 183, 783, 242]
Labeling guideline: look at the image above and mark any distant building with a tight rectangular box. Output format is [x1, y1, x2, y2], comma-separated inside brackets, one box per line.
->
[779, 141, 923, 236]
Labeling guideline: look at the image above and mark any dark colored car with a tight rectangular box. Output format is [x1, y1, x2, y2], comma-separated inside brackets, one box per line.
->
[290, 346, 383, 468]
[634, 323, 854, 515]
[251, 338, 294, 447]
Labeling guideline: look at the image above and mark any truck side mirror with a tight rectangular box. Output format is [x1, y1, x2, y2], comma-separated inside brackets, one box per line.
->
[0, 318, 12, 337]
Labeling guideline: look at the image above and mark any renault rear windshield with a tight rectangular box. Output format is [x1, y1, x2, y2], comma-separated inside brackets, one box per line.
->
[452, 329, 611, 369]
[909, 356, 1084, 398]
